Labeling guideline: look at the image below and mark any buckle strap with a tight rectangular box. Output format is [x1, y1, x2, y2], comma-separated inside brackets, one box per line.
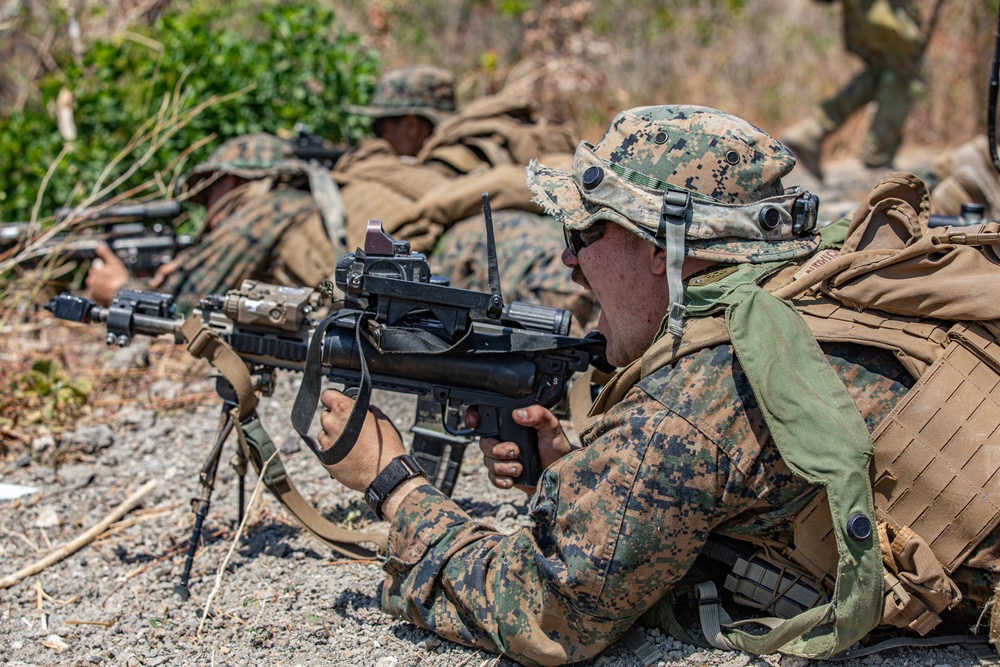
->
[179, 315, 256, 421]
[662, 188, 691, 336]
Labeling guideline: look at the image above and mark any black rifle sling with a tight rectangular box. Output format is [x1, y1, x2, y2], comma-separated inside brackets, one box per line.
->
[180, 316, 385, 559]
[292, 310, 372, 466]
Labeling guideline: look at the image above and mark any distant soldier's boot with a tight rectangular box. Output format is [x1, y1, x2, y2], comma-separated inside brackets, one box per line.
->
[782, 115, 828, 182]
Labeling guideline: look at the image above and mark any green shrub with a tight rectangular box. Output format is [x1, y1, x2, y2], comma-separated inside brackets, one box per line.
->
[0, 3, 379, 223]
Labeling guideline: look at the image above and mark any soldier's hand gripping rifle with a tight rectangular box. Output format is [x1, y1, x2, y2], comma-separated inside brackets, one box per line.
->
[1, 201, 193, 277]
[44, 194, 607, 577]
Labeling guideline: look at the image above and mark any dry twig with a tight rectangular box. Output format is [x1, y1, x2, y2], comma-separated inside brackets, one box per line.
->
[196, 448, 279, 637]
[0, 479, 158, 589]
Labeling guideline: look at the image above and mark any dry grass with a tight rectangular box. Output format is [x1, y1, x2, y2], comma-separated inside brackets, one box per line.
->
[0, 312, 214, 464]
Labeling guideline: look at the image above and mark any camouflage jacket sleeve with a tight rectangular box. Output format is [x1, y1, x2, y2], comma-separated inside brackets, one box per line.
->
[160, 188, 315, 312]
[383, 345, 820, 666]
[382, 342, 911, 666]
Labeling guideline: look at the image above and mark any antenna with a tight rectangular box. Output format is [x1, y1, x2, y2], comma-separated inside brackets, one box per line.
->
[482, 192, 504, 308]
[991, 2, 1000, 173]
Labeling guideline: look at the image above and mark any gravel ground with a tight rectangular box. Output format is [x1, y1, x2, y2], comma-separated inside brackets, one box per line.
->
[3, 157, 997, 667]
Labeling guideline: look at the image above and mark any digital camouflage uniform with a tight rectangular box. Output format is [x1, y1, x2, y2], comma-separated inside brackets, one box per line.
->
[378, 106, 1000, 666]
[167, 133, 338, 313]
[783, 0, 925, 178]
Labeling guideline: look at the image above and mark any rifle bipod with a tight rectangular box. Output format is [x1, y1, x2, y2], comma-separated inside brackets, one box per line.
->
[173, 376, 243, 601]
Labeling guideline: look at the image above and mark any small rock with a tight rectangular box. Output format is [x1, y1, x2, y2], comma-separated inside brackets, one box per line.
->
[496, 503, 518, 520]
[279, 434, 301, 455]
[721, 655, 750, 667]
[417, 637, 441, 651]
[781, 656, 810, 667]
[64, 424, 115, 453]
[32, 433, 55, 453]
[123, 410, 156, 429]
[34, 506, 61, 528]
[375, 657, 398, 667]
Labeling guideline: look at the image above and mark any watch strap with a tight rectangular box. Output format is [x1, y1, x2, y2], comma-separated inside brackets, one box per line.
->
[365, 454, 426, 520]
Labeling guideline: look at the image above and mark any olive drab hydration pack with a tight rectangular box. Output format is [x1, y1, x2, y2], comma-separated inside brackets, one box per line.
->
[603, 172, 1000, 658]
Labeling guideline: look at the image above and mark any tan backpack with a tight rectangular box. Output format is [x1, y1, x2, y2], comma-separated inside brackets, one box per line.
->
[416, 94, 577, 175]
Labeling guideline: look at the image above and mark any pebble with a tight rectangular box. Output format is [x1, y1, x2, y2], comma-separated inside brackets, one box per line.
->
[34, 506, 61, 528]
[64, 423, 115, 453]
[32, 433, 55, 453]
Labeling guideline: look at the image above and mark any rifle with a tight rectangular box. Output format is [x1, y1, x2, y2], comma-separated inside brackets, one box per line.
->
[928, 202, 990, 228]
[290, 123, 349, 169]
[2, 200, 193, 277]
[44, 196, 607, 589]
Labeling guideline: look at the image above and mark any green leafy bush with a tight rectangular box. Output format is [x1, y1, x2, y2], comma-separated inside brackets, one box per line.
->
[0, 3, 379, 223]
[8, 359, 92, 424]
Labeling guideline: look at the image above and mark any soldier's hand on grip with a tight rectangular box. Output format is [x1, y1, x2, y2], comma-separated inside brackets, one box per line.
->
[468, 404, 573, 493]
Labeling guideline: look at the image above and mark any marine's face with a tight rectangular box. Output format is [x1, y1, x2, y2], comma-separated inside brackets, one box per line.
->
[561, 221, 671, 367]
[373, 115, 433, 157]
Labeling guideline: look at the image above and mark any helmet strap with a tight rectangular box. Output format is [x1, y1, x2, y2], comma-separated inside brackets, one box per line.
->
[661, 189, 691, 336]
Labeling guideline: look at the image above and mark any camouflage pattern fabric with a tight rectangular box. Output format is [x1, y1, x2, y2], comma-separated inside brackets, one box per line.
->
[347, 65, 456, 126]
[819, 0, 925, 167]
[381, 343, 942, 665]
[526, 105, 820, 265]
[181, 133, 303, 204]
[160, 187, 325, 313]
[431, 209, 598, 334]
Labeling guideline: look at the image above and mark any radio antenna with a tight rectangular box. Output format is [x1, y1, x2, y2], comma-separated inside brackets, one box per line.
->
[482, 192, 504, 308]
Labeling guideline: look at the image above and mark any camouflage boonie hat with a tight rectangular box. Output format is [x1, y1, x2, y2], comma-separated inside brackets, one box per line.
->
[347, 66, 456, 126]
[527, 105, 821, 264]
[181, 133, 298, 204]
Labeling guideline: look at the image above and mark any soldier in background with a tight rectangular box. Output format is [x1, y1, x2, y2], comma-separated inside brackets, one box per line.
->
[338, 65, 598, 332]
[782, 0, 925, 180]
[85, 133, 339, 313]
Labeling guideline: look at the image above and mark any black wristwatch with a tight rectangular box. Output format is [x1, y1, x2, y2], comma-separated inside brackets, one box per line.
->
[365, 454, 426, 520]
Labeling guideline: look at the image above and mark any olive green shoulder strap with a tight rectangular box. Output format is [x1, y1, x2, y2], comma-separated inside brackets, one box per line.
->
[712, 283, 882, 658]
[626, 252, 884, 658]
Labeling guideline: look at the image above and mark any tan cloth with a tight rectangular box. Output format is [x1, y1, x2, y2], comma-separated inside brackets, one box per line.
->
[417, 94, 577, 175]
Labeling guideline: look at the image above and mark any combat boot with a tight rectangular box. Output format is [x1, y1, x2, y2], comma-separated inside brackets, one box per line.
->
[782, 116, 827, 181]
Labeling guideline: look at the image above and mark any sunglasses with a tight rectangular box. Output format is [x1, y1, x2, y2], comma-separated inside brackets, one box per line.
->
[563, 220, 607, 255]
